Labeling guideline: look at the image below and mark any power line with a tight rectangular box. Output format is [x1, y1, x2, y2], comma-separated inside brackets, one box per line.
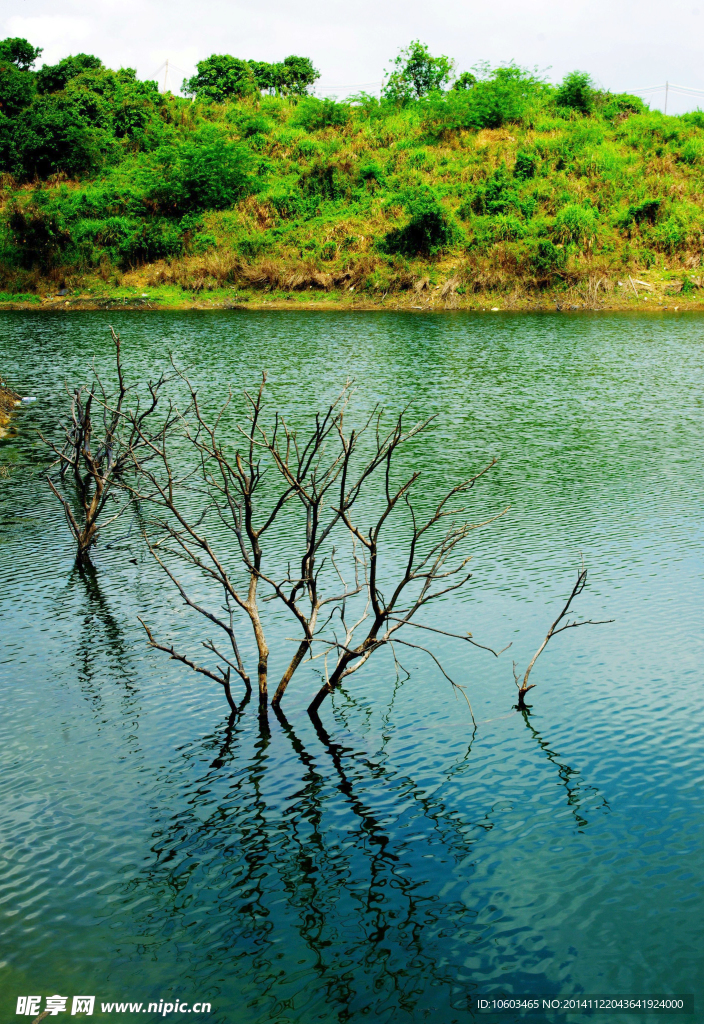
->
[625, 81, 704, 113]
[630, 82, 704, 96]
[144, 67, 704, 106]
[152, 60, 188, 75]
[317, 80, 382, 89]
[151, 59, 189, 92]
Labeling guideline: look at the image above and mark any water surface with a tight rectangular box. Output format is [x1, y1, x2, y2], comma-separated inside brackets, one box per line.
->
[1, 310, 703, 1024]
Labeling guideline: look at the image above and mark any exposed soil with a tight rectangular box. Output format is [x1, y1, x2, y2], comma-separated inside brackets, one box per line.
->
[0, 380, 21, 436]
[0, 286, 701, 314]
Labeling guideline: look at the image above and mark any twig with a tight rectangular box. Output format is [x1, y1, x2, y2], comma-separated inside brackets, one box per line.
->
[515, 563, 613, 709]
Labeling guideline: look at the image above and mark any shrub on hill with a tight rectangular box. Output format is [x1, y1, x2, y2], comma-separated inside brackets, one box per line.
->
[1, 34, 704, 294]
[423, 64, 546, 132]
[146, 140, 254, 216]
[291, 97, 350, 131]
[556, 71, 594, 113]
[36, 54, 103, 93]
[13, 95, 103, 178]
[381, 188, 458, 256]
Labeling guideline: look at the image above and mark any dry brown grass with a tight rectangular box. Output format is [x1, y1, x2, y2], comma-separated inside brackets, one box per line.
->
[0, 379, 21, 434]
[138, 253, 387, 293]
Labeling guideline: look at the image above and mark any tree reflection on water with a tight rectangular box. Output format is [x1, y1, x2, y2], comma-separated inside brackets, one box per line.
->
[110, 687, 608, 1024]
[51, 563, 609, 1023]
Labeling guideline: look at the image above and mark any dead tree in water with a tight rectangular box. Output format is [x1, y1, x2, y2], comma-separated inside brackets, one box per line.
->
[43, 328, 175, 562]
[514, 565, 612, 710]
[133, 373, 503, 721]
[305, 452, 504, 718]
[134, 373, 360, 716]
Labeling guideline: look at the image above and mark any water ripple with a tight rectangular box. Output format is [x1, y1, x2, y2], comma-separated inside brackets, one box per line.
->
[0, 311, 703, 1022]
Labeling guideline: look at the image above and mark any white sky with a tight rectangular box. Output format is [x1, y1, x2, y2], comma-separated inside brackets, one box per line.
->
[3, 0, 704, 114]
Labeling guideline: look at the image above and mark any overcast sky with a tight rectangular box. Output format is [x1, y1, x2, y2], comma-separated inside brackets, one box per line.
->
[3, 0, 704, 114]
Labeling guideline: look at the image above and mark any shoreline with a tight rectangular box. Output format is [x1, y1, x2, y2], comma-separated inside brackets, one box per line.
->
[0, 289, 701, 314]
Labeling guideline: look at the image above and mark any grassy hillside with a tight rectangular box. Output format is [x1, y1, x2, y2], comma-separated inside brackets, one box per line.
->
[3, 41, 704, 309]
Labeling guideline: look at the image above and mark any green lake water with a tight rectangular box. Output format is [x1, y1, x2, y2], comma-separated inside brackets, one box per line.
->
[1, 310, 703, 1024]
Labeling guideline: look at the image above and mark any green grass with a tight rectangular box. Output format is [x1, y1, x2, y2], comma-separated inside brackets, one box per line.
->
[2, 55, 704, 299]
[0, 292, 40, 302]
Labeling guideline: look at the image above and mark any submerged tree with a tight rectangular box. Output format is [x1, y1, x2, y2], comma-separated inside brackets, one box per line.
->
[513, 564, 612, 709]
[43, 327, 176, 563]
[133, 373, 503, 721]
[44, 341, 611, 724]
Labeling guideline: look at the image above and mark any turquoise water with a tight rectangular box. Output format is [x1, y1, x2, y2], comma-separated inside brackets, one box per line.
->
[1, 310, 703, 1023]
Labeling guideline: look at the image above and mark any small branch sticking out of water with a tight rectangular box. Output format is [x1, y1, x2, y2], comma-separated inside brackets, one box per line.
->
[514, 561, 613, 710]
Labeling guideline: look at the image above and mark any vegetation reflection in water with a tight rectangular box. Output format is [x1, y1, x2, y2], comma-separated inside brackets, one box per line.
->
[1, 310, 703, 1024]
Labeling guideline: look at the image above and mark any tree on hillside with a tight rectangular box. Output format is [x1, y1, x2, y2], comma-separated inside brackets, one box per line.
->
[183, 55, 259, 102]
[0, 61, 36, 117]
[556, 71, 594, 113]
[36, 53, 104, 94]
[276, 55, 319, 96]
[382, 41, 455, 102]
[248, 60, 276, 94]
[0, 37, 42, 71]
[183, 53, 319, 102]
[452, 71, 477, 91]
[0, 38, 41, 124]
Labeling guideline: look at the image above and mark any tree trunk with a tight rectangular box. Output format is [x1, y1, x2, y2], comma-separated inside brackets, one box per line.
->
[76, 520, 99, 561]
[307, 681, 333, 716]
[306, 644, 366, 716]
[222, 669, 237, 713]
[246, 579, 268, 711]
[516, 685, 534, 710]
[271, 639, 310, 707]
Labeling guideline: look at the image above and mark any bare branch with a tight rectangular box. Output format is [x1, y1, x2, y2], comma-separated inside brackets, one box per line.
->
[42, 328, 176, 562]
[390, 638, 477, 729]
[123, 364, 501, 724]
[515, 564, 613, 709]
[387, 616, 512, 656]
[138, 617, 239, 712]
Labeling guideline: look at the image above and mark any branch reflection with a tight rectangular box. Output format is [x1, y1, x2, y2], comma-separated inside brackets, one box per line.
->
[118, 697, 541, 1022]
[520, 709, 610, 831]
